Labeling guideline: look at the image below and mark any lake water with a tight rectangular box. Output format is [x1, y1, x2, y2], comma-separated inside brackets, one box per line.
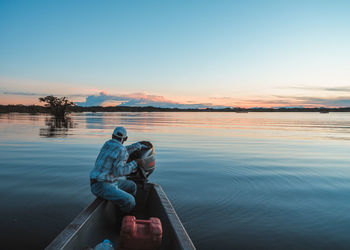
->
[1, 112, 350, 250]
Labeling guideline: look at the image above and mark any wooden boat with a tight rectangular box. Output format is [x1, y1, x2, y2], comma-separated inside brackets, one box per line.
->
[46, 183, 196, 250]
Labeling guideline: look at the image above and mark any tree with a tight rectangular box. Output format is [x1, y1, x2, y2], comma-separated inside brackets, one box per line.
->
[39, 95, 75, 117]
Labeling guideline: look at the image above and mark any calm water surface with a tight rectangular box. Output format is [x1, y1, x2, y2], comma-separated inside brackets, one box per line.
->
[1, 112, 350, 249]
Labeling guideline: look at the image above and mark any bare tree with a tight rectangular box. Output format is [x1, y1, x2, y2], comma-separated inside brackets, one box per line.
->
[39, 95, 75, 118]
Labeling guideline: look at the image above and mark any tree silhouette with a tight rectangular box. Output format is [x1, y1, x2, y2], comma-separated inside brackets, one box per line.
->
[39, 95, 75, 118]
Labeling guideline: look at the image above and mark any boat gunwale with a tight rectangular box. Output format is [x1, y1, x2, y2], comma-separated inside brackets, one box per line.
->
[152, 184, 196, 250]
[45, 198, 104, 250]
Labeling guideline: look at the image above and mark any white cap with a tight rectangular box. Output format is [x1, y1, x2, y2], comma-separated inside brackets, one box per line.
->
[113, 126, 127, 139]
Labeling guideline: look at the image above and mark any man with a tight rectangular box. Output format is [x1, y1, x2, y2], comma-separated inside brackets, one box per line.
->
[90, 126, 149, 213]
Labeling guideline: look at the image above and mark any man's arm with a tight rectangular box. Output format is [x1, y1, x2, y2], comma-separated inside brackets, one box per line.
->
[113, 160, 138, 177]
[125, 142, 142, 155]
[112, 149, 138, 177]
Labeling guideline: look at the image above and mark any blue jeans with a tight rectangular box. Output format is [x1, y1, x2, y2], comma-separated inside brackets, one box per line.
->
[91, 179, 137, 213]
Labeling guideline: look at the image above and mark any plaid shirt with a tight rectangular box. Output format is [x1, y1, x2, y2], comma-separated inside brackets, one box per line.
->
[90, 139, 142, 182]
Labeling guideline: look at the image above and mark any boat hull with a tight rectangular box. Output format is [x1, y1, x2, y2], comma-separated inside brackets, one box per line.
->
[46, 183, 195, 250]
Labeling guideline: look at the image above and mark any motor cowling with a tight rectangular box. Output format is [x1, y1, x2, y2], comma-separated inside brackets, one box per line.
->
[127, 141, 155, 182]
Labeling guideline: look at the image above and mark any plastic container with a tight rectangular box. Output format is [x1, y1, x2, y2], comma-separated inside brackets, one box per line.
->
[119, 216, 162, 250]
[94, 239, 114, 250]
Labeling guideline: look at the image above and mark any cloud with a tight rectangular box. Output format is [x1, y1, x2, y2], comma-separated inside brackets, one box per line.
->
[2, 91, 45, 96]
[295, 96, 350, 107]
[1, 90, 88, 98]
[76, 92, 229, 109]
[227, 94, 350, 108]
[269, 95, 350, 107]
[288, 85, 350, 92]
[2, 88, 350, 108]
[324, 87, 350, 92]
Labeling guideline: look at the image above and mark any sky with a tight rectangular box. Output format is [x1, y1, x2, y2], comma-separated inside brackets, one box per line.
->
[0, 0, 350, 108]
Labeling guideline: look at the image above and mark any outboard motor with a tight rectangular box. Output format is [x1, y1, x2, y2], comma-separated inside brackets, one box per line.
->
[127, 141, 155, 184]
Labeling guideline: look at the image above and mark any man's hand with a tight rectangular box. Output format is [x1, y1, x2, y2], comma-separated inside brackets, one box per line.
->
[139, 141, 153, 149]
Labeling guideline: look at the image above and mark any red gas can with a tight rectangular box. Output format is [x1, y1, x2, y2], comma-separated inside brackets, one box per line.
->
[119, 216, 162, 250]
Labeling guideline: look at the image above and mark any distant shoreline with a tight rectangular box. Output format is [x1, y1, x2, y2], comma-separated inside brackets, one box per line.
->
[1, 105, 350, 113]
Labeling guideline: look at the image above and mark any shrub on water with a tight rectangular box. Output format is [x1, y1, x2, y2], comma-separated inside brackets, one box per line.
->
[39, 95, 75, 118]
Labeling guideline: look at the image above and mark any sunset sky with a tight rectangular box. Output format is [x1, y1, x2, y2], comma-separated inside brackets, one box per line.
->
[1, 0, 350, 108]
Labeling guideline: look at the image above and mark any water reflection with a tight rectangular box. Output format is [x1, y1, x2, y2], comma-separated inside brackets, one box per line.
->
[2, 112, 350, 249]
[39, 116, 75, 137]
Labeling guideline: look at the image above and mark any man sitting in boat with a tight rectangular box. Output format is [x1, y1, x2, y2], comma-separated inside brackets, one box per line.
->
[89, 126, 150, 213]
